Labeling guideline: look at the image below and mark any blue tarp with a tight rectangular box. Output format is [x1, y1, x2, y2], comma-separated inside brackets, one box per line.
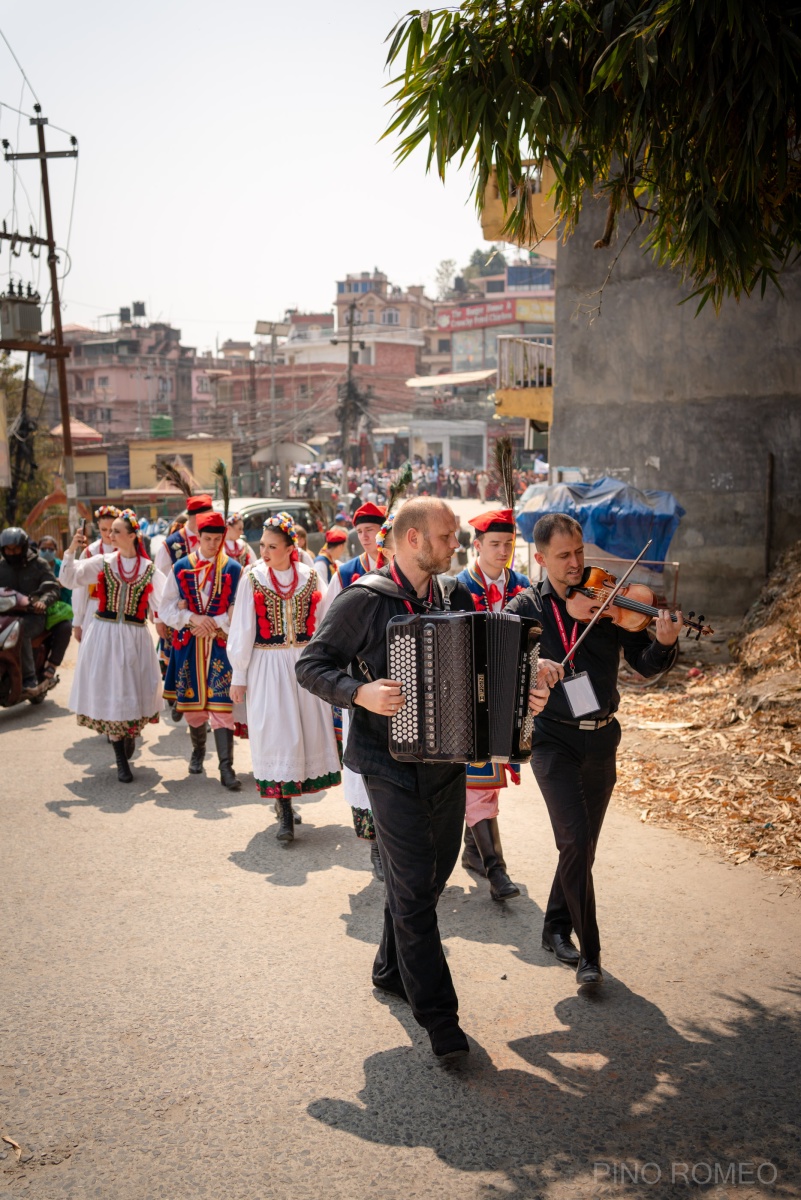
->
[515, 476, 685, 566]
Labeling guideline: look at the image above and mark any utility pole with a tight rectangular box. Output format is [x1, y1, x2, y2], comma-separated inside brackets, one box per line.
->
[0, 104, 77, 530]
[34, 109, 77, 530]
[2, 105, 78, 529]
[331, 301, 366, 493]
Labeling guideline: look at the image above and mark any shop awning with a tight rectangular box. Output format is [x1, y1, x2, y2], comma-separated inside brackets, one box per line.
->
[405, 368, 496, 389]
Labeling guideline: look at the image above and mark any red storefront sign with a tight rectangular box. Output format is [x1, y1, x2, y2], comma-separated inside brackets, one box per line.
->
[437, 299, 516, 332]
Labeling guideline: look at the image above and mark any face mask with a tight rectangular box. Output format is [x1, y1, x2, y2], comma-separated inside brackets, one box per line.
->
[2, 551, 23, 567]
[40, 549, 56, 562]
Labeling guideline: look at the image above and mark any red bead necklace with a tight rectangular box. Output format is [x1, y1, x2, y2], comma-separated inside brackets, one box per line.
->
[268, 562, 298, 599]
[117, 549, 140, 582]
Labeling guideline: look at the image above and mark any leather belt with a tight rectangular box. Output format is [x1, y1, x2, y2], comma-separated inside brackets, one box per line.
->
[547, 714, 615, 732]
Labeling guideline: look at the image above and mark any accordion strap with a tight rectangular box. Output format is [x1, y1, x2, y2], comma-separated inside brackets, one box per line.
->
[350, 573, 434, 612]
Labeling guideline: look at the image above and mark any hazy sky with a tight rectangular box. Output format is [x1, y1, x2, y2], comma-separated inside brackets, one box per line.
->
[0, 1, 487, 354]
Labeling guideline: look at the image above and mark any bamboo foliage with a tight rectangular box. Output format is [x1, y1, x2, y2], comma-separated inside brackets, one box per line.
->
[384, 1, 801, 312]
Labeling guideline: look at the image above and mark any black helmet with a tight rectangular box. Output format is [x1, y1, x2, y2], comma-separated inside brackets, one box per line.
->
[0, 527, 28, 552]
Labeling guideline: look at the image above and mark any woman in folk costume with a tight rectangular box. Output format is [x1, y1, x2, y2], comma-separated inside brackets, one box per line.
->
[224, 513, 257, 568]
[60, 510, 163, 783]
[313, 526, 348, 586]
[340, 512, 399, 882]
[160, 511, 243, 791]
[68, 505, 120, 645]
[227, 513, 341, 844]
[457, 440, 531, 900]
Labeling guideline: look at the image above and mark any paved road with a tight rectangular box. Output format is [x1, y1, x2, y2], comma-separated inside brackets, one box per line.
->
[2, 643, 799, 1199]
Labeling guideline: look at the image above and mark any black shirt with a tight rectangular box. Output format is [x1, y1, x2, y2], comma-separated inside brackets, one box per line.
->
[295, 564, 474, 790]
[504, 575, 678, 723]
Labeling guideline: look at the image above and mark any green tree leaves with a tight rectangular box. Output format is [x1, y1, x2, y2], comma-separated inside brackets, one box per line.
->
[384, 0, 801, 312]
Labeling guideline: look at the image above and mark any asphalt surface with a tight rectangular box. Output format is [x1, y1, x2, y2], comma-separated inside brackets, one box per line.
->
[2, 638, 800, 1199]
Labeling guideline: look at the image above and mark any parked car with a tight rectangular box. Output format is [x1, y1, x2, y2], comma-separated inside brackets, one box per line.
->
[211, 497, 332, 554]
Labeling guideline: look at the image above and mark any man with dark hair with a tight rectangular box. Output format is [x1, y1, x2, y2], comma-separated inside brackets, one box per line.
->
[297, 497, 557, 1059]
[506, 513, 682, 987]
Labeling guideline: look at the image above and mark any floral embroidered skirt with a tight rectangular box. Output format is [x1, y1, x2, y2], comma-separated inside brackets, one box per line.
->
[244, 645, 342, 789]
[70, 618, 162, 733]
[78, 713, 159, 739]
[255, 769, 341, 800]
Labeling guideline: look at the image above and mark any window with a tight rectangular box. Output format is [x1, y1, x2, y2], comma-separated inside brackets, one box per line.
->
[367, 309, 375, 324]
[486, 279, 505, 293]
[76, 471, 107, 497]
[298, 383, 309, 397]
[195, 375, 211, 394]
[382, 308, 400, 326]
[437, 338, 451, 353]
[274, 384, 284, 400]
[97, 376, 109, 387]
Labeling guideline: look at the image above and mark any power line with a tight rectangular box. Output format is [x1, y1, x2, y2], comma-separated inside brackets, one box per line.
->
[0, 28, 40, 106]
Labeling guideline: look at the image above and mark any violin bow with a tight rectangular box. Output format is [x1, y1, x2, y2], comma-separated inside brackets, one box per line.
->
[558, 540, 653, 670]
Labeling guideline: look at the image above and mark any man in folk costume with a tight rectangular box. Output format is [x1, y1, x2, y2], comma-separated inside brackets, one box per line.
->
[160, 511, 243, 790]
[154, 493, 214, 713]
[70, 505, 120, 645]
[317, 501, 386, 617]
[457, 507, 530, 900]
[313, 526, 348, 586]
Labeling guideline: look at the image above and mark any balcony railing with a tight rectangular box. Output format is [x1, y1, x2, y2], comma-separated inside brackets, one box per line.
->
[497, 334, 554, 390]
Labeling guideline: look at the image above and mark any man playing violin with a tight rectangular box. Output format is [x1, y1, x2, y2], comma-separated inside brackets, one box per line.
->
[505, 513, 683, 988]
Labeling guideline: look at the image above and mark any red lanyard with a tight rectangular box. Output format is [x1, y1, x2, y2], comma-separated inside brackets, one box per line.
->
[551, 598, 578, 669]
[390, 561, 433, 614]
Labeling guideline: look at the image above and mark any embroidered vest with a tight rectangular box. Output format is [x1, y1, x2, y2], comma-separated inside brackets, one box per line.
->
[457, 565, 529, 612]
[170, 554, 241, 649]
[338, 553, 373, 590]
[94, 559, 156, 625]
[250, 568, 321, 648]
[165, 529, 196, 565]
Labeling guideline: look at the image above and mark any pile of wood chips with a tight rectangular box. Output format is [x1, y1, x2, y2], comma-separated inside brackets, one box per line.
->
[614, 543, 801, 881]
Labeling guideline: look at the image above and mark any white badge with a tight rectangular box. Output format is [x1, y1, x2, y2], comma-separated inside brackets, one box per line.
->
[561, 671, 600, 719]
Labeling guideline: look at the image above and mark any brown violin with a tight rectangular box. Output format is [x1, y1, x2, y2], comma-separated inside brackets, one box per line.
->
[566, 567, 714, 640]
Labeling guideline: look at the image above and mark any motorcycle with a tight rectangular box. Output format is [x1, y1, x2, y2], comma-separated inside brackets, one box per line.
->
[0, 594, 60, 708]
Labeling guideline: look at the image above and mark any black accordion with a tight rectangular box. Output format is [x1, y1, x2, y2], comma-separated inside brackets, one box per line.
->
[387, 611, 542, 764]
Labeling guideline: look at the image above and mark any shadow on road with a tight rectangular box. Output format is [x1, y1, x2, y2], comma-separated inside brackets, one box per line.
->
[340, 878, 558, 975]
[229, 810, 374, 888]
[308, 980, 801, 1197]
[0, 694, 70, 731]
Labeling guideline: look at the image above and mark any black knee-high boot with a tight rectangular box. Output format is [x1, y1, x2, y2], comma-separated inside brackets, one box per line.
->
[470, 818, 520, 900]
[188, 723, 207, 774]
[213, 728, 240, 790]
[113, 739, 133, 783]
[276, 798, 294, 843]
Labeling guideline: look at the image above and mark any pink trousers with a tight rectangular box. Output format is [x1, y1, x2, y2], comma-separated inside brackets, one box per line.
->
[465, 787, 500, 826]
[183, 710, 236, 731]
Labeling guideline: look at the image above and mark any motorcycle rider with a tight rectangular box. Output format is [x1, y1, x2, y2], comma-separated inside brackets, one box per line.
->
[0, 527, 60, 695]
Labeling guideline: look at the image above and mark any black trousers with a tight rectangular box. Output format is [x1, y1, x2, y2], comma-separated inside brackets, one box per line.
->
[19, 612, 46, 683]
[365, 767, 466, 1033]
[530, 717, 621, 962]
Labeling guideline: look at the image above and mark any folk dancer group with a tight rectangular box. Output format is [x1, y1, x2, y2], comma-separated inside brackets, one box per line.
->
[61, 492, 682, 1061]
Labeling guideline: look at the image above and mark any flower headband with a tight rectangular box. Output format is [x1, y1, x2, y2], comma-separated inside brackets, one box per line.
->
[376, 513, 395, 551]
[263, 512, 297, 545]
[94, 505, 120, 520]
[118, 507, 142, 534]
[226, 512, 241, 526]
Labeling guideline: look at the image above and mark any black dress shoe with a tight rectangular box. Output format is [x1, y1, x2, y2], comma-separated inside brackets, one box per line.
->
[541, 929, 581, 966]
[576, 957, 604, 986]
[429, 1021, 469, 1061]
[372, 976, 408, 1003]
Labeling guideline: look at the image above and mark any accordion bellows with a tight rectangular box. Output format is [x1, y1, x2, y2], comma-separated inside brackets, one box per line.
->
[387, 612, 541, 764]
